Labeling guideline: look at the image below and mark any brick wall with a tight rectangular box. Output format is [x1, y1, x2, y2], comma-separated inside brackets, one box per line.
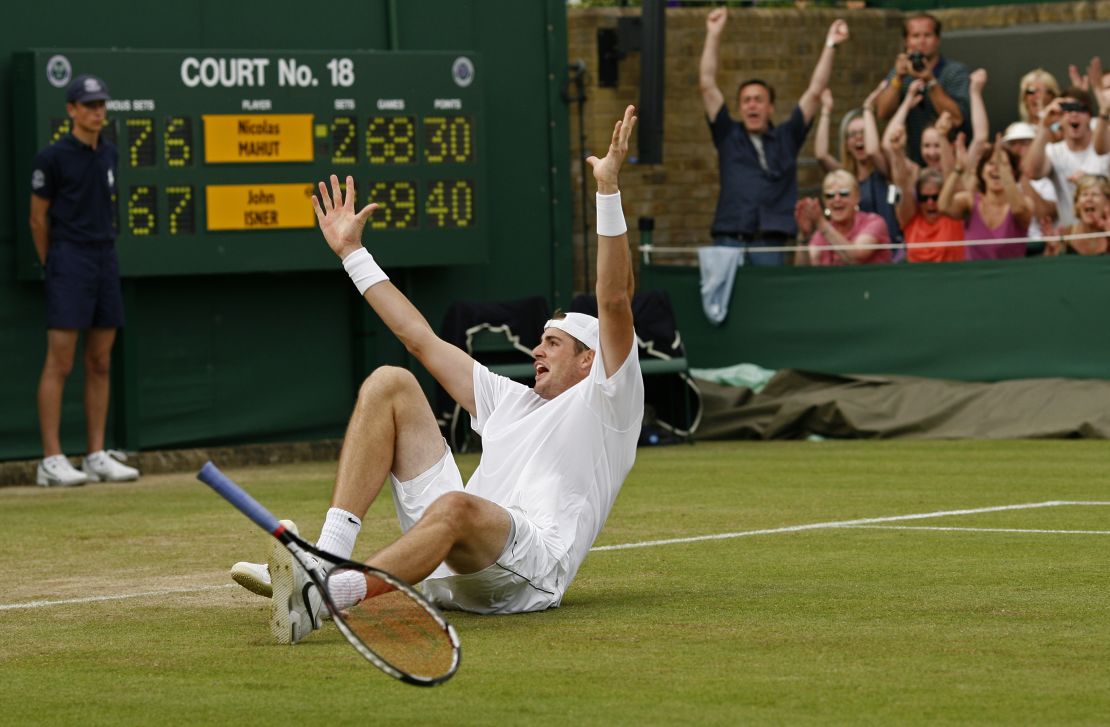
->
[565, 1, 1108, 289]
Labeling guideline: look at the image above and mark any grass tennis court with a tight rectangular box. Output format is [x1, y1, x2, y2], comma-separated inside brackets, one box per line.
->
[2, 440, 1108, 725]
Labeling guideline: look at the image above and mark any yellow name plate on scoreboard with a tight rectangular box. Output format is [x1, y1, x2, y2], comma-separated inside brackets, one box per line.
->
[202, 114, 315, 163]
[206, 184, 316, 231]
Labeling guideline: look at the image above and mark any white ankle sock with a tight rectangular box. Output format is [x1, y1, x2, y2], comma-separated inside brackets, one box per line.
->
[316, 507, 361, 560]
[327, 569, 368, 610]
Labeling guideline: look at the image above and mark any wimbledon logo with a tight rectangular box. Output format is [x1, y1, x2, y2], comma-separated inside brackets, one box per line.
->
[46, 55, 72, 88]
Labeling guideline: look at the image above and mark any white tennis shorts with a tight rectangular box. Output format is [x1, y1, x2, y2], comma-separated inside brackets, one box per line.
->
[389, 441, 564, 615]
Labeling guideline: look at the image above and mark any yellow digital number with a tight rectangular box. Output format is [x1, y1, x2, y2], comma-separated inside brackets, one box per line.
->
[367, 116, 414, 165]
[426, 179, 474, 228]
[424, 116, 472, 164]
[126, 118, 155, 168]
[164, 116, 192, 168]
[167, 185, 194, 235]
[331, 116, 357, 164]
[127, 185, 157, 236]
[368, 180, 417, 230]
[448, 179, 474, 227]
[424, 117, 446, 164]
[388, 117, 414, 163]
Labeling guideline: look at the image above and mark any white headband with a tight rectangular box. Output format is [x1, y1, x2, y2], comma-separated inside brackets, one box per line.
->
[544, 312, 599, 351]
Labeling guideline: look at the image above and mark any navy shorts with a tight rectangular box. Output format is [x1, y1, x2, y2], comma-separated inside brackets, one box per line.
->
[44, 239, 126, 330]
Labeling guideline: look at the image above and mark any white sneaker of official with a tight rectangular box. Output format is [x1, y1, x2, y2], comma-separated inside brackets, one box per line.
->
[82, 450, 140, 482]
[36, 455, 90, 487]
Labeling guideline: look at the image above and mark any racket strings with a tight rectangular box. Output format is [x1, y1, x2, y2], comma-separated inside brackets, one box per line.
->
[340, 574, 457, 679]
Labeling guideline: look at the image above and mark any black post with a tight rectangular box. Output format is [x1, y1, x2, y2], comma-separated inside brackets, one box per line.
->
[564, 62, 590, 293]
[638, 0, 665, 165]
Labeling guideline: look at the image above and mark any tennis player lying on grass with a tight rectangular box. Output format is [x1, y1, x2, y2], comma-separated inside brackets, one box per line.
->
[231, 105, 645, 644]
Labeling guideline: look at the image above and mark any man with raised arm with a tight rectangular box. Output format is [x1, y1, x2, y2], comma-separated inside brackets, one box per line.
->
[230, 107, 645, 644]
[699, 7, 849, 265]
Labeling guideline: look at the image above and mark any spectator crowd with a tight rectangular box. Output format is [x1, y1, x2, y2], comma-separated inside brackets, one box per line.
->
[699, 9, 1110, 266]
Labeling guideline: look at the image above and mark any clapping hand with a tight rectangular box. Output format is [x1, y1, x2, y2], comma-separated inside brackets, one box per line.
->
[794, 197, 823, 237]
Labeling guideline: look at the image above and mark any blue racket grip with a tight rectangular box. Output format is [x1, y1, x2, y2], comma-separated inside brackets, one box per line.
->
[197, 461, 283, 536]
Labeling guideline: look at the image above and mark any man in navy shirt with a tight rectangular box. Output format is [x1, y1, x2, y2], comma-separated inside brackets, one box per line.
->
[29, 74, 139, 486]
[699, 8, 849, 266]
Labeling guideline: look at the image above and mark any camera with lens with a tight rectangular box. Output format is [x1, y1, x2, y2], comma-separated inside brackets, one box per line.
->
[908, 51, 926, 73]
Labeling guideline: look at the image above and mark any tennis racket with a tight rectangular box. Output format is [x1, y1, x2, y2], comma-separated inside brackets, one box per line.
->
[197, 461, 461, 687]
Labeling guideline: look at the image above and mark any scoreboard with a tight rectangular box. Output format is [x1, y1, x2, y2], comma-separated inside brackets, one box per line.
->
[12, 49, 487, 278]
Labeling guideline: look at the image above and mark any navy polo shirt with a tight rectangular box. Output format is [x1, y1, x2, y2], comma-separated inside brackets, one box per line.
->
[708, 105, 811, 237]
[31, 133, 118, 244]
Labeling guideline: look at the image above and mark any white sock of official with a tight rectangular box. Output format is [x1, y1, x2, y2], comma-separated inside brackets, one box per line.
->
[327, 569, 368, 611]
[316, 507, 362, 560]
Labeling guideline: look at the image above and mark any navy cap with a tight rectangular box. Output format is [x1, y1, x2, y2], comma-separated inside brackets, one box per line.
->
[65, 74, 111, 104]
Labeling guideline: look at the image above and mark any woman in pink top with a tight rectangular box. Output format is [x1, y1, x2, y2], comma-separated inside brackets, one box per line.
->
[939, 134, 1033, 260]
[795, 169, 892, 266]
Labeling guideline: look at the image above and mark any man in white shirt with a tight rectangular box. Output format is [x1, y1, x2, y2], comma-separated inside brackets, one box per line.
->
[1023, 87, 1110, 227]
[232, 106, 645, 644]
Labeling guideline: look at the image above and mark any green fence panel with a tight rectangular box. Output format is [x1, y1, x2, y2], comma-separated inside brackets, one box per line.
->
[642, 257, 1110, 382]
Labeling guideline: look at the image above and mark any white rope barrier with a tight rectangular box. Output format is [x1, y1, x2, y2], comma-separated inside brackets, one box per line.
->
[638, 230, 1109, 258]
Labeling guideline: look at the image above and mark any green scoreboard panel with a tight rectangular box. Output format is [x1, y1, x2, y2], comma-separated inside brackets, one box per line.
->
[12, 49, 486, 278]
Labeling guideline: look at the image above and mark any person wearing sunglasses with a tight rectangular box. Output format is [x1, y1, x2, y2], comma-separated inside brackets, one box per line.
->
[813, 83, 903, 256]
[893, 168, 966, 264]
[794, 170, 891, 266]
[940, 134, 1032, 261]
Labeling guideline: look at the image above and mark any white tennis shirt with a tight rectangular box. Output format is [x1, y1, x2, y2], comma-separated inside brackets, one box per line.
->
[467, 339, 644, 590]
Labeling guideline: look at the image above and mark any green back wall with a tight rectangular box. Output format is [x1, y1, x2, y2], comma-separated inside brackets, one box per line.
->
[0, 0, 572, 460]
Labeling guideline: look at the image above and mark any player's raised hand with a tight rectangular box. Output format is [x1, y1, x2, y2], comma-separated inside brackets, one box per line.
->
[586, 105, 637, 195]
[312, 174, 378, 259]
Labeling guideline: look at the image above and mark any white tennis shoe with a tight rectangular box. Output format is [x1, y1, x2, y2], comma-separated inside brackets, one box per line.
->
[36, 455, 89, 487]
[230, 561, 272, 597]
[268, 522, 325, 645]
[230, 520, 298, 598]
[82, 450, 140, 482]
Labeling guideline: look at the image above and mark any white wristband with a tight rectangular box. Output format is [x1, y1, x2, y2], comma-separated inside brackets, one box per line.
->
[341, 248, 388, 295]
[596, 191, 627, 237]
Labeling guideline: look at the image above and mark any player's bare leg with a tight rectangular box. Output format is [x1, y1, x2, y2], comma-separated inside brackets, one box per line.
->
[366, 491, 511, 588]
[331, 365, 447, 517]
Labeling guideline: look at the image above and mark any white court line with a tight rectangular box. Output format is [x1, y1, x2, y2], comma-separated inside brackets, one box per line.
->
[590, 500, 1110, 552]
[0, 584, 234, 612]
[4, 500, 1109, 611]
[846, 525, 1110, 536]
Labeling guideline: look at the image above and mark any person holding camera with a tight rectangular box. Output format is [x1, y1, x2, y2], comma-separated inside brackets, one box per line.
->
[875, 12, 970, 168]
[1023, 84, 1110, 229]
